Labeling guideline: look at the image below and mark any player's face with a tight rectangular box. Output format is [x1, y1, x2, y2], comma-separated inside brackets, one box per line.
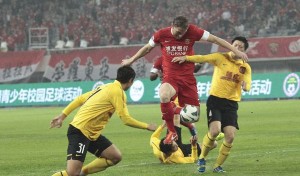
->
[124, 79, 134, 91]
[232, 40, 245, 52]
[171, 26, 188, 39]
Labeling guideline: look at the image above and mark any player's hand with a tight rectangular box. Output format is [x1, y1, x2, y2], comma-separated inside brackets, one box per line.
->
[235, 50, 248, 62]
[121, 58, 133, 66]
[171, 56, 187, 64]
[190, 135, 198, 146]
[50, 114, 66, 129]
[147, 123, 157, 131]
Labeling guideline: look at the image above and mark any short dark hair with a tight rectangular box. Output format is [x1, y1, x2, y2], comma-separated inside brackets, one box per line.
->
[232, 36, 249, 50]
[172, 16, 188, 29]
[159, 138, 173, 154]
[116, 66, 136, 83]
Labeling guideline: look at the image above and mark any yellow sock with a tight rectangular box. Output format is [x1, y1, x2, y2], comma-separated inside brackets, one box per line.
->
[52, 170, 68, 176]
[199, 132, 216, 159]
[214, 141, 232, 168]
[81, 158, 114, 175]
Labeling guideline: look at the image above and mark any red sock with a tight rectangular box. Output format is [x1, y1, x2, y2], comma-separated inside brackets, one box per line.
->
[161, 102, 176, 133]
[174, 107, 182, 114]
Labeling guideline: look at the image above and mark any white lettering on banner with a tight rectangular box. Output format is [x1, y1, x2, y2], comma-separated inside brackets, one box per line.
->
[36, 88, 46, 102]
[154, 83, 161, 99]
[54, 88, 65, 102]
[0, 87, 83, 104]
[1, 90, 10, 103]
[18, 89, 29, 102]
[195, 79, 272, 98]
[9, 89, 19, 103]
[197, 81, 211, 98]
[45, 88, 55, 102]
[28, 89, 37, 102]
[244, 79, 272, 96]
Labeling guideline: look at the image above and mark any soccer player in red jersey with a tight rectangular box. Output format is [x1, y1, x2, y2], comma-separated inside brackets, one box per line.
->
[122, 16, 248, 144]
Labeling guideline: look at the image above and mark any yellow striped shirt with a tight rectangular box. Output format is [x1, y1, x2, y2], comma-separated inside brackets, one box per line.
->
[187, 52, 251, 101]
[63, 80, 148, 141]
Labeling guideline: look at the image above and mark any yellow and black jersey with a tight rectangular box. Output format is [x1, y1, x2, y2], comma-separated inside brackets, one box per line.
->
[187, 52, 251, 101]
[150, 125, 198, 164]
[62, 80, 148, 141]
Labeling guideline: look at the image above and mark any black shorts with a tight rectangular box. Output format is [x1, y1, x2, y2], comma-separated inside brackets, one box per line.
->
[66, 125, 112, 162]
[206, 95, 239, 131]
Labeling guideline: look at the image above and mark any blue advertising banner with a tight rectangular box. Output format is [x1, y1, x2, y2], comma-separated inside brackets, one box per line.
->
[0, 72, 299, 107]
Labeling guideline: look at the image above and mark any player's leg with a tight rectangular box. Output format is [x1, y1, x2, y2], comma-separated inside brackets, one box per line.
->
[213, 126, 236, 173]
[52, 125, 90, 176]
[80, 135, 121, 175]
[198, 96, 222, 173]
[159, 82, 177, 144]
[213, 99, 238, 172]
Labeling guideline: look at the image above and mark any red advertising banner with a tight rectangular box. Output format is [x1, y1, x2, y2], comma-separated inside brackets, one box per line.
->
[217, 36, 300, 59]
[43, 46, 161, 82]
[0, 50, 45, 82]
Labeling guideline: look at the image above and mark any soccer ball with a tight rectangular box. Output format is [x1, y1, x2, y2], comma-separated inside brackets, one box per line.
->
[180, 105, 199, 123]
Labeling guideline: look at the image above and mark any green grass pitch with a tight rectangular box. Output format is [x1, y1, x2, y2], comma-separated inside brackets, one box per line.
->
[0, 99, 299, 176]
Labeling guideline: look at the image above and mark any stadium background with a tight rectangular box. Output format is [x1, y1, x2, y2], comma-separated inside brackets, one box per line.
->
[0, 0, 299, 107]
[0, 1, 299, 176]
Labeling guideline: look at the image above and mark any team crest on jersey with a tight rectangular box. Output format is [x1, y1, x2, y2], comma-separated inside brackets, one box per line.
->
[239, 66, 246, 74]
[185, 39, 190, 44]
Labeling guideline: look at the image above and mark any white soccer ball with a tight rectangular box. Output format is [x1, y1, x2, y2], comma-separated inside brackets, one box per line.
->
[180, 105, 199, 123]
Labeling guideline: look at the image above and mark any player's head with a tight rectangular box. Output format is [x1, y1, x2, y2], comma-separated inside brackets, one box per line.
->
[159, 138, 178, 155]
[116, 66, 136, 90]
[232, 36, 249, 52]
[172, 16, 188, 39]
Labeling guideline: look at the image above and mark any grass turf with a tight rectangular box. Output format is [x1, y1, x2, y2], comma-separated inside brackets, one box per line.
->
[0, 99, 299, 176]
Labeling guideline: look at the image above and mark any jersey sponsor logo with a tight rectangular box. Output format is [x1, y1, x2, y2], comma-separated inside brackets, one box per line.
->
[239, 66, 246, 74]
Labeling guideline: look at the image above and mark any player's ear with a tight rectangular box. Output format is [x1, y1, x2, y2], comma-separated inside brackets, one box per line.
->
[128, 78, 134, 84]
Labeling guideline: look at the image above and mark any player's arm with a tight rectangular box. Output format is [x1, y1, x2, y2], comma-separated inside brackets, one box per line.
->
[168, 155, 196, 164]
[112, 89, 156, 131]
[150, 72, 159, 81]
[50, 90, 94, 128]
[150, 125, 164, 148]
[151, 125, 164, 139]
[172, 53, 219, 65]
[190, 137, 198, 162]
[121, 43, 154, 66]
[242, 64, 252, 91]
[207, 34, 248, 62]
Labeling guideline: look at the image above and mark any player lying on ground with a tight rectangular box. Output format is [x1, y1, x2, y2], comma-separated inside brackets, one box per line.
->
[150, 115, 224, 164]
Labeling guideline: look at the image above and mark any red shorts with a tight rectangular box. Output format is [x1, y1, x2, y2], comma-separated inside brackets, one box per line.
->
[163, 76, 199, 107]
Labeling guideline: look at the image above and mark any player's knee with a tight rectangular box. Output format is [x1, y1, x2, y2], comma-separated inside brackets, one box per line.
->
[66, 169, 80, 176]
[160, 95, 170, 103]
[111, 152, 122, 164]
[223, 132, 234, 144]
[210, 131, 221, 138]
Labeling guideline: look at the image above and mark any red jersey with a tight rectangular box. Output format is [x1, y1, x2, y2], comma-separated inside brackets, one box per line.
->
[149, 24, 206, 79]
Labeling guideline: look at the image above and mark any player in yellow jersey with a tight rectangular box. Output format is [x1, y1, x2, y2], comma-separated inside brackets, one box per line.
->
[150, 115, 224, 164]
[172, 36, 252, 173]
[50, 66, 157, 176]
